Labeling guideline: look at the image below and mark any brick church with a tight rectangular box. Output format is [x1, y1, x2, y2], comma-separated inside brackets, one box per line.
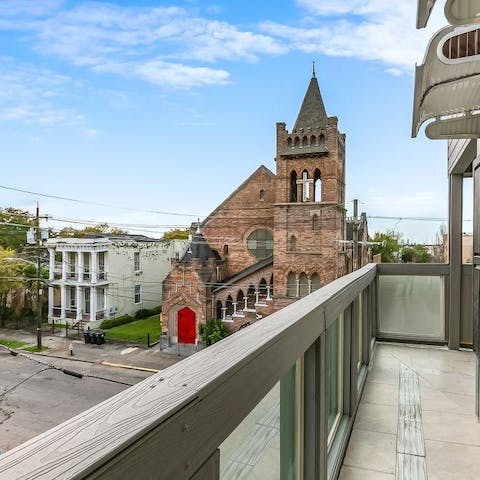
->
[162, 70, 369, 344]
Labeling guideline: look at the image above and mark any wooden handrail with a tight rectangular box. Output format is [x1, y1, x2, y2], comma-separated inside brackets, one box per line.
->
[0, 264, 377, 480]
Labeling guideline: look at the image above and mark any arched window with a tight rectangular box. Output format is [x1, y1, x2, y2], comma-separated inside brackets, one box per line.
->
[290, 171, 298, 203]
[223, 244, 229, 257]
[259, 189, 265, 201]
[310, 135, 316, 146]
[299, 273, 309, 297]
[294, 136, 300, 147]
[247, 285, 256, 309]
[302, 136, 308, 147]
[259, 278, 267, 300]
[312, 214, 319, 231]
[311, 273, 321, 292]
[314, 168, 322, 202]
[226, 295, 234, 315]
[237, 290, 245, 309]
[289, 235, 297, 252]
[319, 134, 325, 147]
[287, 137, 292, 148]
[287, 272, 297, 298]
[216, 301, 223, 320]
[300, 170, 310, 202]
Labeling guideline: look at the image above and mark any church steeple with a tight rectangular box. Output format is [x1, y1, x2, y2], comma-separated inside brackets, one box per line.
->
[293, 67, 328, 131]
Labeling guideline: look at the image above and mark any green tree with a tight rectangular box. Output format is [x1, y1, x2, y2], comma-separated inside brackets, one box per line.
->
[412, 244, 432, 263]
[57, 223, 127, 238]
[370, 230, 402, 263]
[401, 244, 432, 263]
[198, 319, 230, 346]
[0, 247, 23, 327]
[401, 247, 415, 263]
[162, 228, 190, 240]
[0, 208, 36, 251]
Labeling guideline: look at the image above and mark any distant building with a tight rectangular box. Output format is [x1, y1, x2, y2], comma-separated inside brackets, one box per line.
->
[46, 234, 188, 328]
[443, 233, 473, 264]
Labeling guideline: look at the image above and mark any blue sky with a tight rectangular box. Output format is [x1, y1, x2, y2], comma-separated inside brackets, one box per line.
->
[0, 0, 463, 242]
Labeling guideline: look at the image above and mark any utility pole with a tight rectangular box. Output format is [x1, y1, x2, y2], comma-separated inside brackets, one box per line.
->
[36, 202, 42, 350]
[352, 199, 359, 272]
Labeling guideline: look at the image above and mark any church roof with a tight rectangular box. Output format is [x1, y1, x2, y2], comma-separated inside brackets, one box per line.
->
[180, 231, 220, 263]
[201, 165, 275, 226]
[293, 73, 328, 131]
[213, 256, 272, 293]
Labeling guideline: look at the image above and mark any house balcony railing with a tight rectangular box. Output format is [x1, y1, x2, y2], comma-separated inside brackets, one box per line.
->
[51, 308, 78, 319]
[0, 263, 464, 479]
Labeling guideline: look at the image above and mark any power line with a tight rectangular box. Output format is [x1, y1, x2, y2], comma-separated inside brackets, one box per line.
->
[0, 184, 203, 218]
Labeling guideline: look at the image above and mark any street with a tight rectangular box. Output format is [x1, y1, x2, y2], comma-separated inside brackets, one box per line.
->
[0, 330, 185, 452]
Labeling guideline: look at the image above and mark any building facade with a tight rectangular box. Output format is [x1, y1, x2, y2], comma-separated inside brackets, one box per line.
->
[162, 71, 370, 344]
[46, 235, 188, 327]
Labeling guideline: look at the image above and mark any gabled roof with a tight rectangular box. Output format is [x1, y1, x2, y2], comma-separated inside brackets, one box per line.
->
[293, 74, 328, 131]
[202, 165, 275, 226]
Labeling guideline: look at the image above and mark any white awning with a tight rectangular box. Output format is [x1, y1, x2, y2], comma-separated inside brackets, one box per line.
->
[412, 24, 480, 138]
[445, 0, 480, 26]
[417, 0, 438, 28]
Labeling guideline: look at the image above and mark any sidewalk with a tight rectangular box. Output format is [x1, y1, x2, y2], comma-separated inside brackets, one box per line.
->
[0, 328, 185, 372]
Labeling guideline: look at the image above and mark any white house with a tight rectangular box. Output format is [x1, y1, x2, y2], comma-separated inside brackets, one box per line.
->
[46, 234, 189, 328]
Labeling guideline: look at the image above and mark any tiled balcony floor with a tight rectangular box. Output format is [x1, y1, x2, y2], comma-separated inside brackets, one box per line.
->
[341, 343, 478, 480]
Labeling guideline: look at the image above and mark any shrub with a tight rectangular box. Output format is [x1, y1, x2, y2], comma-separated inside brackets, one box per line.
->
[100, 314, 134, 330]
[134, 305, 161, 319]
[198, 319, 230, 347]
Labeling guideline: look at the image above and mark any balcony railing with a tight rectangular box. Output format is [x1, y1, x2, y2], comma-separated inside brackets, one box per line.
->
[0, 263, 457, 479]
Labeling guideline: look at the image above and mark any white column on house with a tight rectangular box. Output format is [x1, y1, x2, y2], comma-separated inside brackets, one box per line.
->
[91, 286, 97, 322]
[60, 285, 66, 318]
[61, 251, 68, 281]
[78, 251, 84, 282]
[76, 286, 83, 320]
[91, 250, 98, 283]
[103, 287, 108, 315]
[48, 249, 55, 281]
[48, 286, 54, 319]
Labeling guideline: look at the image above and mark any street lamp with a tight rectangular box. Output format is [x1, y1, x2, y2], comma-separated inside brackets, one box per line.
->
[4, 257, 47, 349]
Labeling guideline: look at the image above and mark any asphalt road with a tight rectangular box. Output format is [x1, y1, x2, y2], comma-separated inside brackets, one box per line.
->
[0, 348, 153, 452]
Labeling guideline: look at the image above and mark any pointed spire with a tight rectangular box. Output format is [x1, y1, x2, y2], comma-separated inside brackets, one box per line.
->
[293, 66, 328, 131]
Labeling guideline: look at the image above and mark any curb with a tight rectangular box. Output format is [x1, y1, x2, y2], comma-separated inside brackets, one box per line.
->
[100, 361, 160, 373]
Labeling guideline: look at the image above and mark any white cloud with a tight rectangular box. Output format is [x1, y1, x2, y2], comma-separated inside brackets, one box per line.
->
[96, 59, 230, 88]
[263, 1, 446, 73]
[0, 2, 285, 88]
[0, 59, 86, 126]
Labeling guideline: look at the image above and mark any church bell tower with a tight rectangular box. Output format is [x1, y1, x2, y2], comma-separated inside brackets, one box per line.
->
[273, 67, 346, 307]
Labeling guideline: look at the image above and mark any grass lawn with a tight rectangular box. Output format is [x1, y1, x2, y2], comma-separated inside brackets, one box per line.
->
[0, 338, 29, 349]
[22, 345, 50, 352]
[104, 315, 161, 344]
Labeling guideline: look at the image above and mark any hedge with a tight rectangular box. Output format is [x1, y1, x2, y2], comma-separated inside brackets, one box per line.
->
[134, 305, 161, 319]
[100, 315, 134, 330]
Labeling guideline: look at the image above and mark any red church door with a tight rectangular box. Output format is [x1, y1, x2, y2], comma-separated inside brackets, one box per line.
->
[178, 307, 196, 345]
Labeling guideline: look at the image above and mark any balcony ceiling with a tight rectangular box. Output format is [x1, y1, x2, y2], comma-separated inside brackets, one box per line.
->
[417, 0, 438, 28]
[412, 24, 480, 138]
[445, 0, 480, 25]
